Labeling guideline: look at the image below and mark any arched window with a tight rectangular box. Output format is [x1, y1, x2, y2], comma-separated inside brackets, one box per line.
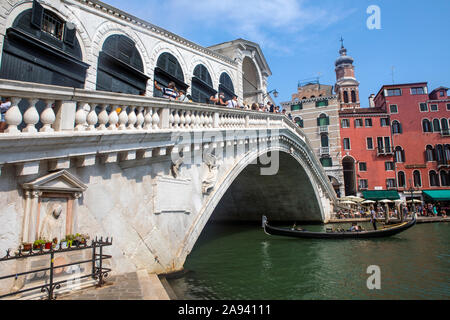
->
[97, 34, 148, 94]
[0, 4, 88, 88]
[395, 146, 405, 163]
[311, 95, 315, 98]
[413, 170, 422, 187]
[397, 171, 406, 188]
[440, 171, 449, 186]
[392, 120, 402, 134]
[351, 90, 356, 103]
[429, 170, 440, 187]
[422, 119, 432, 132]
[433, 119, 441, 132]
[441, 118, 449, 132]
[425, 145, 435, 162]
[317, 113, 329, 126]
[436, 144, 444, 163]
[191, 64, 216, 104]
[154, 52, 187, 98]
[321, 134, 329, 147]
[445, 144, 450, 164]
[294, 117, 303, 128]
[343, 91, 349, 103]
[219, 72, 235, 101]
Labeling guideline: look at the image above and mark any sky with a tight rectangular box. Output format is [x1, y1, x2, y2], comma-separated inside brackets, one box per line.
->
[105, 0, 450, 106]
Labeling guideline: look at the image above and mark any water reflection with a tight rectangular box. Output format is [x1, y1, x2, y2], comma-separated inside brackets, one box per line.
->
[169, 222, 450, 300]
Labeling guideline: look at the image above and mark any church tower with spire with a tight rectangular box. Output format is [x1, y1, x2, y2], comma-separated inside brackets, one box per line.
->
[335, 39, 360, 109]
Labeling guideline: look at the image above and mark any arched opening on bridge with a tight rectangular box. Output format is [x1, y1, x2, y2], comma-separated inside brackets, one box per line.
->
[0, 3, 89, 88]
[191, 64, 216, 104]
[154, 52, 188, 97]
[210, 151, 323, 222]
[342, 156, 356, 196]
[96, 34, 148, 94]
[218, 72, 235, 102]
[242, 56, 260, 105]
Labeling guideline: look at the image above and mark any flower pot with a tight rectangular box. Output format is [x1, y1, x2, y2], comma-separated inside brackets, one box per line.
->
[33, 244, 42, 250]
[61, 241, 68, 249]
[23, 243, 32, 251]
[45, 242, 52, 250]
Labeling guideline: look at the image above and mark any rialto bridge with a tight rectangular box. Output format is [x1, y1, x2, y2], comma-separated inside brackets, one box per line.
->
[0, 0, 337, 296]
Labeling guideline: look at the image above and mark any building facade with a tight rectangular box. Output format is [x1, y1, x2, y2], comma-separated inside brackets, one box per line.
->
[0, 0, 271, 108]
[282, 82, 344, 197]
[373, 83, 450, 201]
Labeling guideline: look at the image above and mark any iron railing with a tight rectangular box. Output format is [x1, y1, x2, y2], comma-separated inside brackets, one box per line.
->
[0, 237, 112, 300]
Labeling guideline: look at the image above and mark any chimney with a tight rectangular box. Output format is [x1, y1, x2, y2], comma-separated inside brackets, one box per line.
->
[368, 94, 375, 108]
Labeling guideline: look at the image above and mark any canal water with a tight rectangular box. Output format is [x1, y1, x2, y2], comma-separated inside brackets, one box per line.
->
[168, 221, 450, 300]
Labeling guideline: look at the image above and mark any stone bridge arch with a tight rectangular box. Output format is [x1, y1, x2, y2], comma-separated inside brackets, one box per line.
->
[175, 134, 336, 268]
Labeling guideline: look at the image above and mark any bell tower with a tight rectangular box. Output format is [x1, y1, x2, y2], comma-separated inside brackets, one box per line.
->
[335, 39, 360, 109]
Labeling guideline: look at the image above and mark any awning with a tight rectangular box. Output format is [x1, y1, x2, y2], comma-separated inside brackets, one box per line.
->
[362, 190, 400, 201]
[422, 190, 450, 201]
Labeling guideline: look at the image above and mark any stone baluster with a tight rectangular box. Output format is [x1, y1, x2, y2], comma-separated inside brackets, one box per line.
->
[185, 110, 192, 129]
[135, 106, 144, 130]
[152, 107, 160, 130]
[4, 97, 22, 134]
[180, 110, 186, 129]
[208, 113, 213, 128]
[108, 105, 119, 130]
[118, 105, 128, 130]
[173, 109, 180, 129]
[143, 106, 152, 130]
[86, 103, 98, 131]
[74, 102, 88, 131]
[127, 106, 137, 130]
[22, 99, 39, 133]
[194, 111, 200, 128]
[97, 104, 109, 130]
[168, 109, 175, 128]
[40, 100, 56, 132]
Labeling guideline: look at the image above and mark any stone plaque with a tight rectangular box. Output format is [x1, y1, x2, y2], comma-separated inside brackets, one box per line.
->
[153, 176, 192, 214]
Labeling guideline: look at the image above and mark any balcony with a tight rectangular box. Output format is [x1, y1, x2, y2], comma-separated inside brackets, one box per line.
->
[318, 125, 328, 134]
[437, 159, 450, 169]
[441, 129, 450, 137]
[320, 147, 330, 156]
[377, 147, 394, 156]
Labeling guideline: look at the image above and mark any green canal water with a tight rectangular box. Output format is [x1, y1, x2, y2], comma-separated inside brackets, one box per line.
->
[168, 221, 450, 300]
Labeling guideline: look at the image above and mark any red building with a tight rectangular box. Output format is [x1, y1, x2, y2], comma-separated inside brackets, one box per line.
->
[373, 83, 450, 201]
[335, 43, 450, 202]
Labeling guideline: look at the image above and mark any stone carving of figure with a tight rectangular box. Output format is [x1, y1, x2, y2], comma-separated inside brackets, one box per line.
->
[202, 153, 219, 194]
[171, 156, 184, 179]
[39, 203, 65, 241]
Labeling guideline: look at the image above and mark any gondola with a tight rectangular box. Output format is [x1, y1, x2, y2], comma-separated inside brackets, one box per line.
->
[262, 214, 416, 239]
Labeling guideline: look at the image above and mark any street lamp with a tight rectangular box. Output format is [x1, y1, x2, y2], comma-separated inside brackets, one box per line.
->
[263, 89, 279, 99]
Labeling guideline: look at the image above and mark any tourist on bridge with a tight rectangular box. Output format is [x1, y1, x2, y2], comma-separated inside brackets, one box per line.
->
[210, 92, 227, 106]
[154, 80, 179, 100]
[0, 97, 11, 132]
[226, 95, 239, 108]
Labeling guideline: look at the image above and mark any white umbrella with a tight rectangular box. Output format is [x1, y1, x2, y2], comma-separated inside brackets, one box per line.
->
[346, 196, 365, 203]
[379, 199, 394, 203]
[406, 199, 422, 204]
[362, 200, 375, 204]
[339, 200, 356, 205]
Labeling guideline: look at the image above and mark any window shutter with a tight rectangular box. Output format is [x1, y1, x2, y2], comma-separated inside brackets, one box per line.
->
[317, 118, 320, 126]
[399, 123, 402, 133]
[326, 117, 330, 126]
[31, 0, 44, 29]
[63, 22, 76, 46]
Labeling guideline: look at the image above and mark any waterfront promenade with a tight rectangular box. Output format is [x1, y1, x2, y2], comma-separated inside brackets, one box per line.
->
[59, 270, 172, 300]
[329, 216, 449, 224]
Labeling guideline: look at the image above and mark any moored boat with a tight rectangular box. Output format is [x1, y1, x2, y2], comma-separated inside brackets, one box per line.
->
[262, 215, 416, 239]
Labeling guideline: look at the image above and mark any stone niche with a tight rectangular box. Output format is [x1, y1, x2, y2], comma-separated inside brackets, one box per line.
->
[21, 170, 87, 244]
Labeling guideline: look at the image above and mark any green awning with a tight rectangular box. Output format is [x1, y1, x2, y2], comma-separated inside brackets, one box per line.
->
[362, 190, 400, 200]
[422, 190, 450, 201]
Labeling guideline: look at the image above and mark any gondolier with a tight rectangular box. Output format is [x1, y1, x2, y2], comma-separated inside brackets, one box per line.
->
[370, 206, 377, 230]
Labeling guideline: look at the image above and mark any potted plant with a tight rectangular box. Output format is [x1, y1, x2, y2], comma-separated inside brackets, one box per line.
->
[33, 239, 46, 250]
[22, 242, 32, 251]
[73, 233, 82, 246]
[44, 240, 52, 250]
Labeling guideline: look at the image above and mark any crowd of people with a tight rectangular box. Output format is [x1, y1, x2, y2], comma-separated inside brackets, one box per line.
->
[154, 80, 287, 114]
[335, 201, 448, 220]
